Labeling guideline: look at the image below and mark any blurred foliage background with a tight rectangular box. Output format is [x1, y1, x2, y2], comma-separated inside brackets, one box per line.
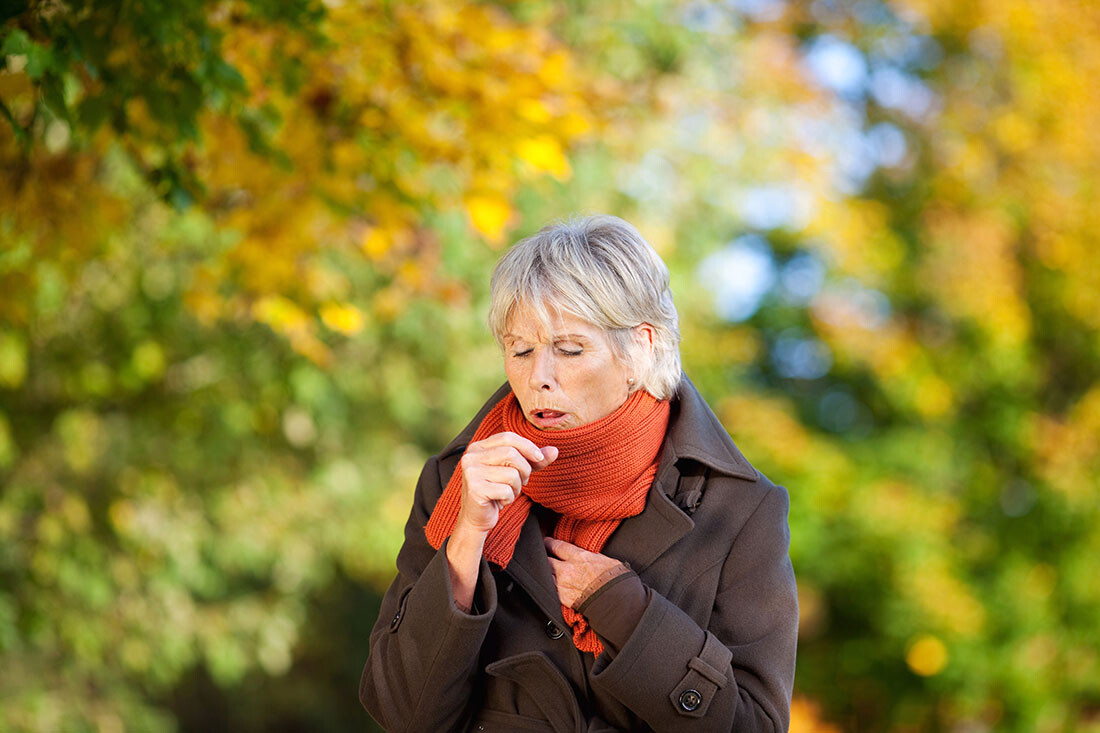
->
[2, 0, 1099, 730]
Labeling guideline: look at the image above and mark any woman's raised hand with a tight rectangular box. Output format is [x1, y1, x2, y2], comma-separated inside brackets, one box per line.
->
[455, 432, 558, 535]
[447, 433, 556, 612]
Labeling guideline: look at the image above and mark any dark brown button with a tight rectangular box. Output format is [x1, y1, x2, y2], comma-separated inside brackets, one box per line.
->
[679, 689, 702, 712]
[545, 621, 564, 640]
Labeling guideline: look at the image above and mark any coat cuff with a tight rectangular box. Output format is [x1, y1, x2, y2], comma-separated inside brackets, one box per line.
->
[578, 571, 648, 655]
[389, 536, 497, 637]
[589, 590, 732, 724]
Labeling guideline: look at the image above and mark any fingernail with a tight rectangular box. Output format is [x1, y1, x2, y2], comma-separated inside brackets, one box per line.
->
[534, 450, 544, 461]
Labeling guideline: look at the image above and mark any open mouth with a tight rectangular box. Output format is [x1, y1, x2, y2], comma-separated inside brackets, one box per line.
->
[530, 409, 567, 427]
[534, 409, 565, 419]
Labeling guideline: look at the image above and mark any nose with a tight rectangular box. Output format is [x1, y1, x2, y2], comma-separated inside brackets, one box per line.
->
[528, 346, 556, 392]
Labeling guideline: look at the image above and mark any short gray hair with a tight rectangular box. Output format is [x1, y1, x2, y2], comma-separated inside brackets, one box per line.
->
[488, 214, 682, 400]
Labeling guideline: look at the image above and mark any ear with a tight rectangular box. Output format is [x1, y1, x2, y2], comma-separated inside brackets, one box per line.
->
[632, 322, 656, 355]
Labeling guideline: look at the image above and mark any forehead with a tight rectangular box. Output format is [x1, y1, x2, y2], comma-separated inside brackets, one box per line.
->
[504, 302, 604, 340]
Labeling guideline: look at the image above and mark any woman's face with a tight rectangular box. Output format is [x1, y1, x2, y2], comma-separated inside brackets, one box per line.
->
[502, 304, 634, 431]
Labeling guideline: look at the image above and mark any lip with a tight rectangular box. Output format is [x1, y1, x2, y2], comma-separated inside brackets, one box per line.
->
[529, 408, 568, 429]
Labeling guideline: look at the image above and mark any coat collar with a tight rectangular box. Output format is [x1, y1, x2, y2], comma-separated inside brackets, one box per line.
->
[663, 373, 759, 481]
[438, 374, 759, 604]
[601, 374, 758, 571]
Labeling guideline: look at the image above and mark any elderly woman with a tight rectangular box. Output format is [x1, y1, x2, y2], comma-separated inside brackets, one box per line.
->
[359, 215, 798, 732]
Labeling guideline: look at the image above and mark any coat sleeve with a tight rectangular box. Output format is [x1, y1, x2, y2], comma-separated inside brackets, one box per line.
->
[588, 484, 798, 732]
[359, 455, 498, 733]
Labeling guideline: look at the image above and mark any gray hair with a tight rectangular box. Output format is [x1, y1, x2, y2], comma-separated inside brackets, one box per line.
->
[488, 214, 682, 400]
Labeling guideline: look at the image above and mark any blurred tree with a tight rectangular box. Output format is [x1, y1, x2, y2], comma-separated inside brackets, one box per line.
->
[598, 1, 1100, 730]
[2, 0, 603, 354]
[1, 0, 613, 728]
[3, 0, 1099, 731]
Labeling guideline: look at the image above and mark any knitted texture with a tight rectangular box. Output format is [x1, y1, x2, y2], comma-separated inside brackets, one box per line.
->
[425, 388, 670, 655]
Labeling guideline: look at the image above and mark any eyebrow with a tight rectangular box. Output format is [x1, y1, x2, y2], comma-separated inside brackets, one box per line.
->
[502, 333, 590, 342]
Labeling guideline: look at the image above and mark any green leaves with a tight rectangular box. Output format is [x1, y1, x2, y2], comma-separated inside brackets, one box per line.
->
[1, 29, 53, 80]
[0, 331, 27, 389]
[0, 0, 309, 203]
[2, 0, 1099, 731]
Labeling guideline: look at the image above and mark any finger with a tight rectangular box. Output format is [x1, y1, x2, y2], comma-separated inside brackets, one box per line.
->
[481, 445, 533, 485]
[466, 461, 522, 487]
[546, 557, 568, 587]
[543, 536, 583, 560]
[530, 445, 559, 471]
[483, 432, 549, 467]
[473, 466, 522, 498]
[479, 481, 519, 507]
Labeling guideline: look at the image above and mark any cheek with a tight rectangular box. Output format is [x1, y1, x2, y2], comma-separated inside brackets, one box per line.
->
[503, 360, 523, 388]
[573, 362, 624, 397]
[504, 360, 536, 400]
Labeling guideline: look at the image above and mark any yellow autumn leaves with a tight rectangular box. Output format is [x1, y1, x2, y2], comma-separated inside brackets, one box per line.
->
[1, 0, 602, 363]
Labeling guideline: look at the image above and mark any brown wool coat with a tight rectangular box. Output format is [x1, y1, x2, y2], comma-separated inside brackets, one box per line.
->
[360, 375, 798, 732]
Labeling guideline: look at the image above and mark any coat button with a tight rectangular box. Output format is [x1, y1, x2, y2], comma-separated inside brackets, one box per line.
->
[389, 610, 401, 630]
[679, 689, 702, 712]
[544, 621, 565, 640]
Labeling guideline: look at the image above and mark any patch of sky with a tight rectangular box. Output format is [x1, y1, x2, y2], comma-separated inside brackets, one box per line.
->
[725, 0, 786, 22]
[830, 125, 878, 193]
[681, 1, 737, 33]
[772, 328, 833, 379]
[809, 0, 840, 23]
[848, 0, 894, 25]
[913, 36, 944, 69]
[738, 184, 815, 231]
[675, 111, 713, 154]
[866, 122, 908, 167]
[792, 105, 907, 191]
[697, 234, 777, 322]
[804, 35, 868, 98]
[871, 33, 943, 71]
[792, 106, 849, 159]
[778, 252, 826, 305]
[869, 66, 937, 120]
[616, 151, 677, 204]
[817, 279, 892, 329]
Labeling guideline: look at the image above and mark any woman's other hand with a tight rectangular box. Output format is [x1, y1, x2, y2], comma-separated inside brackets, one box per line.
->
[544, 537, 628, 609]
[455, 432, 559, 535]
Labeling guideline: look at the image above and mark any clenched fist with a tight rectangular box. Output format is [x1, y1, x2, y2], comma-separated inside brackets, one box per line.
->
[454, 431, 559, 536]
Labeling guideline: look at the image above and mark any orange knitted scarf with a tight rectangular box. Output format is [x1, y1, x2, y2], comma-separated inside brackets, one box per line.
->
[425, 388, 670, 655]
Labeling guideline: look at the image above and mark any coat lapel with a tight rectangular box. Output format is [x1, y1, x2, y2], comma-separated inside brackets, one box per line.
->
[601, 374, 757, 572]
[601, 447, 694, 573]
[504, 509, 567, 626]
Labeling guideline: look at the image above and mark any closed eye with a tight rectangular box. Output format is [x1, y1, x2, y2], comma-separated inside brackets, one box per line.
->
[511, 346, 582, 357]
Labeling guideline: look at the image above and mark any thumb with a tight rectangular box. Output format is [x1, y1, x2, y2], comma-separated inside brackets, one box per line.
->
[533, 445, 559, 469]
